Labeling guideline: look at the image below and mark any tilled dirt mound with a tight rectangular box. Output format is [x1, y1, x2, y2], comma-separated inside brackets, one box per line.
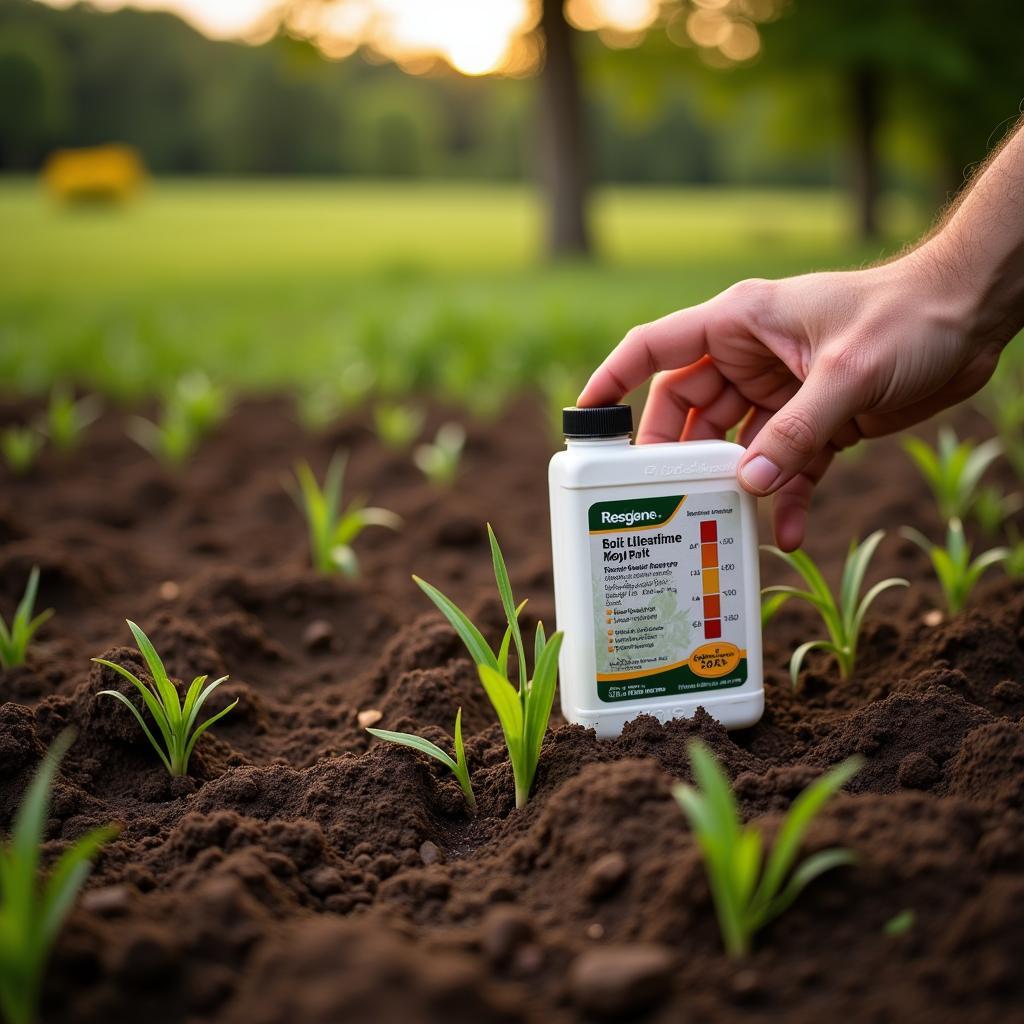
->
[1, 395, 1022, 1024]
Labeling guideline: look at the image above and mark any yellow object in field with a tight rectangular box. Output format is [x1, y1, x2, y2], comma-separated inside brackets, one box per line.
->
[42, 145, 146, 203]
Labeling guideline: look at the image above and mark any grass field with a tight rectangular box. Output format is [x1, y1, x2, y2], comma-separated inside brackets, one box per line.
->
[0, 179, 923, 402]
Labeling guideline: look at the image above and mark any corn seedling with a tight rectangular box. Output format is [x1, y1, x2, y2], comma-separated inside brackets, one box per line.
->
[367, 707, 476, 810]
[128, 372, 228, 466]
[38, 386, 101, 454]
[1, 427, 43, 476]
[413, 423, 465, 488]
[93, 620, 238, 776]
[971, 485, 1022, 538]
[760, 592, 790, 628]
[0, 731, 117, 1024]
[0, 568, 53, 670]
[674, 741, 861, 958]
[982, 362, 1024, 478]
[414, 525, 564, 809]
[902, 427, 1002, 521]
[373, 403, 423, 451]
[762, 531, 907, 686]
[289, 453, 401, 577]
[884, 909, 916, 936]
[1004, 525, 1024, 578]
[901, 518, 1008, 614]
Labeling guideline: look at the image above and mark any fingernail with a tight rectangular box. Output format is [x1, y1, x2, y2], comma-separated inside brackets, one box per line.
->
[739, 455, 781, 492]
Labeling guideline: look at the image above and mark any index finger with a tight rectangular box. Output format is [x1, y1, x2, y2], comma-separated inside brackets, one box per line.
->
[576, 303, 712, 407]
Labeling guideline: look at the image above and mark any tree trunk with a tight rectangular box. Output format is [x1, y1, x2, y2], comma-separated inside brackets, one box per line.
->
[538, 0, 592, 258]
[849, 66, 881, 241]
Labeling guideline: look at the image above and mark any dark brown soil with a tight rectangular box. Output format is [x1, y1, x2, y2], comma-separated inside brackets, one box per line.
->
[1, 395, 1022, 1024]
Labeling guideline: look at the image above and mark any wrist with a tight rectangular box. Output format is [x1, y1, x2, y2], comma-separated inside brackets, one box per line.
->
[898, 227, 1024, 353]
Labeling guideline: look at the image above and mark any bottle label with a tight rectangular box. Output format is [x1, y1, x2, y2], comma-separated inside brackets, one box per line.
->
[588, 491, 747, 703]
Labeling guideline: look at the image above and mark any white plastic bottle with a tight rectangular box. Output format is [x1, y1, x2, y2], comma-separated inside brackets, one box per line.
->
[549, 405, 764, 738]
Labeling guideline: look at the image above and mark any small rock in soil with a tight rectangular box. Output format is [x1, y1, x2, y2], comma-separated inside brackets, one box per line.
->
[480, 906, 534, 966]
[923, 609, 944, 627]
[419, 840, 444, 866]
[584, 851, 630, 900]
[568, 943, 674, 1017]
[303, 620, 335, 652]
[80, 885, 132, 918]
[729, 968, 762, 1003]
[357, 708, 383, 728]
[158, 580, 180, 601]
[307, 866, 344, 897]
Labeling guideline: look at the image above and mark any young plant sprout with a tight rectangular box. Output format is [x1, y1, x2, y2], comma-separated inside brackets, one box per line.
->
[94, 620, 238, 776]
[901, 518, 1009, 614]
[413, 423, 465, 488]
[367, 707, 476, 810]
[373, 402, 423, 451]
[1, 427, 43, 476]
[289, 452, 401, 577]
[762, 531, 908, 686]
[39, 385, 101, 454]
[983, 361, 1024, 478]
[0, 567, 54, 670]
[971, 485, 1022, 538]
[128, 372, 228, 466]
[674, 741, 861, 958]
[0, 731, 117, 1024]
[414, 525, 564, 809]
[902, 427, 1002, 521]
[1005, 524, 1024, 579]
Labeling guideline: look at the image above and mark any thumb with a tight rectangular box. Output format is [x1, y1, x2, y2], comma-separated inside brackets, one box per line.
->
[737, 362, 862, 495]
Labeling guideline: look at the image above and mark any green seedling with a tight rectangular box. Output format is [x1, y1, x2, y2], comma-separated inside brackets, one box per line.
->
[1004, 524, 1024, 578]
[902, 427, 1002, 521]
[0, 568, 54, 670]
[288, 452, 401, 577]
[93, 620, 238, 776]
[373, 403, 423, 451]
[367, 707, 476, 811]
[760, 592, 790, 628]
[128, 372, 228, 466]
[0, 731, 117, 1024]
[762, 531, 908, 686]
[414, 525, 564, 809]
[674, 741, 861, 959]
[884, 909, 916, 936]
[1, 427, 43, 476]
[902, 518, 1008, 614]
[982, 362, 1024, 477]
[38, 386, 101, 454]
[413, 423, 465, 488]
[971, 484, 1022, 538]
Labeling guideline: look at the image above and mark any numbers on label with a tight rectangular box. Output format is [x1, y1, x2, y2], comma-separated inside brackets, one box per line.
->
[720, 563, 735, 571]
[720, 536, 734, 545]
[724, 613, 740, 622]
[722, 588, 737, 597]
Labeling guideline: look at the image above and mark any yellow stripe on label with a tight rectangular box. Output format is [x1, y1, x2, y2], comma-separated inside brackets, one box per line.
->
[597, 645, 747, 682]
[588, 496, 687, 535]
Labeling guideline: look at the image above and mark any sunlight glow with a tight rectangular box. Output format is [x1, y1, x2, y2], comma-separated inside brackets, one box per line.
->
[38, 0, 771, 74]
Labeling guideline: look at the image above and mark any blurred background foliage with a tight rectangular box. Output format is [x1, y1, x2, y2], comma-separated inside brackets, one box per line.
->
[0, 0, 1021, 407]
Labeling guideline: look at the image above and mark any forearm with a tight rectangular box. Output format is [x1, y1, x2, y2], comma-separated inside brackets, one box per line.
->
[910, 119, 1024, 351]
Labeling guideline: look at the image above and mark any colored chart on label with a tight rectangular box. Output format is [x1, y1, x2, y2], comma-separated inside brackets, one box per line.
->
[699, 519, 722, 639]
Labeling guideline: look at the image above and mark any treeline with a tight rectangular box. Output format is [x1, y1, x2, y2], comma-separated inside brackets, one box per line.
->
[0, 0, 788, 184]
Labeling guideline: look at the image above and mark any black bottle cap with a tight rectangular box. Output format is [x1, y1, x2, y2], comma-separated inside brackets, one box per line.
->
[562, 405, 633, 439]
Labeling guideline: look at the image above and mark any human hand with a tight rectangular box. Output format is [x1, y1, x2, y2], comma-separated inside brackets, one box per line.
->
[577, 252, 1007, 550]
